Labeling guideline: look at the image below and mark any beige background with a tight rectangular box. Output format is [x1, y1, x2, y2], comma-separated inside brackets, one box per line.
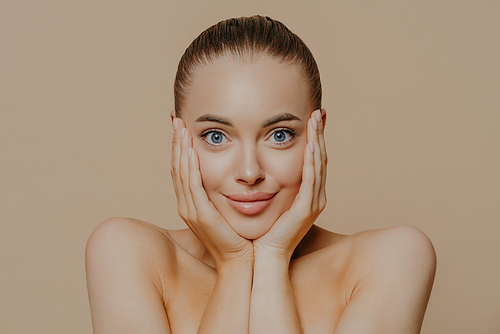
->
[1, 0, 498, 333]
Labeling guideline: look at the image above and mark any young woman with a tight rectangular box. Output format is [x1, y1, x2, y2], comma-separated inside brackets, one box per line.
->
[86, 15, 437, 334]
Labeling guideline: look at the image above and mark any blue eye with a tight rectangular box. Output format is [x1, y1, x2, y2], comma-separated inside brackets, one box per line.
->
[208, 132, 224, 144]
[272, 130, 288, 142]
[270, 129, 295, 145]
[201, 130, 227, 147]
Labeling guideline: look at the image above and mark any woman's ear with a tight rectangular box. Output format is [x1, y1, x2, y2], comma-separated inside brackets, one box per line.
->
[321, 108, 327, 128]
[170, 109, 176, 121]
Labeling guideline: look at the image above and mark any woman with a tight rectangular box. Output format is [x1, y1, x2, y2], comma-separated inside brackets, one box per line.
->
[86, 15, 436, 333]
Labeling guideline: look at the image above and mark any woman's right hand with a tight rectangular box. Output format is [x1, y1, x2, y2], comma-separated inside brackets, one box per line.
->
[171, 117, 254, 268]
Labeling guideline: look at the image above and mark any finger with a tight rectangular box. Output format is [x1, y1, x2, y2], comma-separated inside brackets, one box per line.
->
[188, 146, 221, 225]
[319, 109, 327, 209]
[188, 143, 247, 256]
[293, 117, 316, 213]
[171, 118, 188, 217]
[315, 109, 327, 168]
[188, 147, 210, 208]
[179, 126, 197, 222]
[310, 112, 322, 209]
[314, 109, 327, 209]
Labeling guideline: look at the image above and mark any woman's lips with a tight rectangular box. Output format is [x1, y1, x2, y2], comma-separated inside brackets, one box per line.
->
[225, 192, 276, 215]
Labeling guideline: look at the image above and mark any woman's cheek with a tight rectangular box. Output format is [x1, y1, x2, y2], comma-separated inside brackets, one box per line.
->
[263, 146, 304, 190]
[197, 149, 231, 194]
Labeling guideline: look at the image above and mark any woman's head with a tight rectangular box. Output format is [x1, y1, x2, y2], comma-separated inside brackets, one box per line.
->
[173, 16, 324, 239]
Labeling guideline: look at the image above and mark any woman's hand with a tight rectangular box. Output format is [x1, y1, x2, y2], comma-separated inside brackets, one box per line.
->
[253, 109, 327, 262]
[171, 117, 254, 267]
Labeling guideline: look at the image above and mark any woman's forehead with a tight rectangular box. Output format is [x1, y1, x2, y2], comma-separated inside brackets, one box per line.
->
[182, 57, 312, 123]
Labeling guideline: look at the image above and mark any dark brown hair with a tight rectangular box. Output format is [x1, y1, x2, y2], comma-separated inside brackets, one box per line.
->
[174, 15, 322, 116]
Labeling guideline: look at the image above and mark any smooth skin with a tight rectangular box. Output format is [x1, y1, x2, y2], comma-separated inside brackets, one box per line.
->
[86, 57, 437, 334]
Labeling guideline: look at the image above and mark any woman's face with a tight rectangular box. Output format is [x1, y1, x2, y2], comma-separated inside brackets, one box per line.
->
[178, 56, 314, 239]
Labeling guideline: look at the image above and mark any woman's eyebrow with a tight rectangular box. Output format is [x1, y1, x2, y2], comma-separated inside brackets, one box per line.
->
[261, 113, 301, 127]
[195, 114, 233, 126]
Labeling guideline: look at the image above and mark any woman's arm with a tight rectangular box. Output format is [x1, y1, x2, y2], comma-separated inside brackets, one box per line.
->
[334, 226, 437, 334]
[250, 252, 302, 334]
[250, 110, 327, 334]
[198, 259, 253, 333]
[86, 218, 172, 334]
[173, 118, 254, 333]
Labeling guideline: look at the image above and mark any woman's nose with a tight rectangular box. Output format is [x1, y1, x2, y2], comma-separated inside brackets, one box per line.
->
[234, 145, 265, 185]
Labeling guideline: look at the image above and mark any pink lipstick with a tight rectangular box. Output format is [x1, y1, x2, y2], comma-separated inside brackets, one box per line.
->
[225, 192, 276, 215]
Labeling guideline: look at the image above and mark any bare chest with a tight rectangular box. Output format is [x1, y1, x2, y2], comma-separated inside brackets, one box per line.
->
[164, 249, 351, 334]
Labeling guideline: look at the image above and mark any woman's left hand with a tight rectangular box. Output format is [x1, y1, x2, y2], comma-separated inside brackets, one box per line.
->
[253, 109, 327, 262]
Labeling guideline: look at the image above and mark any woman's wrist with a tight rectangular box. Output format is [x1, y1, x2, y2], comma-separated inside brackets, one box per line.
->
[215, 253, 255, 273]
[253, 247, 291, 272]
[250, 244, 302, 334]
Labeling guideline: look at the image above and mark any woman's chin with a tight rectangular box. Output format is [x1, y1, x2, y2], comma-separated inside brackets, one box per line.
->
[215, 197, 289, 240]
[236, 230, 267, 240]
[228, 219, 274, 240]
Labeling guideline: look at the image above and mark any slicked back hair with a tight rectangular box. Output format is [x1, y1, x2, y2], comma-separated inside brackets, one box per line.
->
[174, 15, 322, 117]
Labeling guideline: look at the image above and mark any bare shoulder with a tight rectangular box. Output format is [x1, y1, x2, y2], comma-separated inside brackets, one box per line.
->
[345, 225, 437, 299]
[333, 225, 437, 333]
[349, 225, 437, 274]
[294, 224, 436, 285]
[85, 217, 178, 333]
[86, 217, 176, 252]
[86, 217, 178, 276]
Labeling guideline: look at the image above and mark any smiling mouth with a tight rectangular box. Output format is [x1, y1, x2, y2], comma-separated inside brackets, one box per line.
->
[224, 192, 277, 215]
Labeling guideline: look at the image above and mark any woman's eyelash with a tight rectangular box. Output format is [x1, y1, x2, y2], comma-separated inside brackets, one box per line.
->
[198, 130, 227, 149]
[269, 128, 297, 146]
[197, 128, 297, 149]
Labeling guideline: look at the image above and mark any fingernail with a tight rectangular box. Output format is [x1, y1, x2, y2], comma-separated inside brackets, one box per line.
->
[311, 116, 318, 131]
[173, 118, 178, 132]
[309, 141, 314, 153]
[188, 147, 192, 159]
[314, 109, 322, 123]
[181, 128, 186, 139]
